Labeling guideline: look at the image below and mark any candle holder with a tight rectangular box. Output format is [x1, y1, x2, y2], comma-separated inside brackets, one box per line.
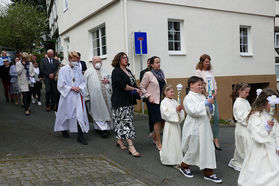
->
[267, 95, 279, 121]
[176, 84, 183, 104]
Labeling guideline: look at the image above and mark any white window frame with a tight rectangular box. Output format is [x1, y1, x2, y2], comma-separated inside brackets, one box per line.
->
[275, 32, 279, 49]
[168, 19, 185, 55]
[64, 37, 70, 62]
[91, 24, 107, 59]
[63, 0, 69, 12]
[240, 26, 253, 57]
[276, 63, 279, 81]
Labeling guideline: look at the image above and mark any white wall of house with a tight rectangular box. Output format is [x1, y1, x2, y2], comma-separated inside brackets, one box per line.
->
[51, 0, 275, 79]
[59, 1, 126, 71]
[127, 0, 275, 79]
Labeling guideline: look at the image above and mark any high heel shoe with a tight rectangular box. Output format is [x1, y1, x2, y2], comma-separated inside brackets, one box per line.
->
[128, 145, 140, 157]
[116, 140, 127, 150]
[155, 141, 162, 151]
[214, 142, 222, 151]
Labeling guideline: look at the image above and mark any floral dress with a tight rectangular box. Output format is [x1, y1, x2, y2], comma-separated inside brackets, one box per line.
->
[112, 72, 136, 139]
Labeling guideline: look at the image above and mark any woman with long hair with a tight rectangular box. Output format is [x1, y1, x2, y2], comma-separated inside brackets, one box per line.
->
[111, 52, 141, 157]
[195, 54, 221, 150]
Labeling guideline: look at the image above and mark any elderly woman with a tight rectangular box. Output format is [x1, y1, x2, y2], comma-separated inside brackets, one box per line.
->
[16, 52, 34, 116]
[54, 51, 89, 145]
[140, 56, 166, 151]
[195, 54, 221, 150]
[111, 52, 141, 157]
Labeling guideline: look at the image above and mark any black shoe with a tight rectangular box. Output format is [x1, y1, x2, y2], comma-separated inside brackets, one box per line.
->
[62, 131, 70, 138]
[214, 142, 222, 151]
[101, 131, 109, 138]
[77, 136, 88, 145]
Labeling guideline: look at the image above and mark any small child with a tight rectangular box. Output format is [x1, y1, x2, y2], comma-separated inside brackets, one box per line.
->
[179, 76, 222, 183]
[32, 61, 42, 106]
[160, 84, 185, 165]
[228, 82, 251, 171]
[238, 88, 279, 186]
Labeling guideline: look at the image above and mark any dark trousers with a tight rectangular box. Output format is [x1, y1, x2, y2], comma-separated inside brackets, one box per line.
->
[22, 91, 31, 111]
[2, 81, 11, 102]
[31, 82, 42, 101]
[44, 78, 57, 108]
[145, 100, 154, 132]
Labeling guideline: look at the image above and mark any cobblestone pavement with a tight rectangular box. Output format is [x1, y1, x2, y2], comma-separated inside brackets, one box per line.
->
[0, 156, 147, 186]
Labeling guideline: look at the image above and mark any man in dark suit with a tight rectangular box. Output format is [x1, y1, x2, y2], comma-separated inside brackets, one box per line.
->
[139, 58, 151, 82]
[40, 49, 59, 111]
[77, 52, 87, 74]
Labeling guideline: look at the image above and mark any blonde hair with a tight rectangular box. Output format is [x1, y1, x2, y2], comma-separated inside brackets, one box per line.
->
[163, 84, 174, 98]
[21, 52, 30, 61]
[68, 51, 79, 60]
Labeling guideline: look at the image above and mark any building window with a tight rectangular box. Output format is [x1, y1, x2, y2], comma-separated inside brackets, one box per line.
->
[92, 25, 107, 57]
[275, 32, 279, 49]
[64, 37, 70, 61]
[64, 0, 69, 12]
[168, 20, 182, 51]
[240, 26, 252, 55]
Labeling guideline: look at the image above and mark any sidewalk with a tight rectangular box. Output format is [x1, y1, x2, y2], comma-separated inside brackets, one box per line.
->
[0, 155, 146, 186]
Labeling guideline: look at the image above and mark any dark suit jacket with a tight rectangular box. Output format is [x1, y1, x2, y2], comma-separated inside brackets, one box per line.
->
[80, 60, 87, 72]
[40, 57, 59, 79]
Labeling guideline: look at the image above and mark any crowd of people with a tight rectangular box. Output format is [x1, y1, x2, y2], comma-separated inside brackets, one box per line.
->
[1, 50, 279, 185]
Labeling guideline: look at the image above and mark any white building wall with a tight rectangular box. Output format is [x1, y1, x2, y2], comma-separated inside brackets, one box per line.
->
[57, 0, 115, 34]
[127, 0, 275, 79]
[275, 1, 279, 26]
[139, 0, 275, 17]
[59, 1, 125, 72]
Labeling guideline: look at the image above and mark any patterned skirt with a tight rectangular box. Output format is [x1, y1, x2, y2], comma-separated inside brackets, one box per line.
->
[112, 106, 136, 139]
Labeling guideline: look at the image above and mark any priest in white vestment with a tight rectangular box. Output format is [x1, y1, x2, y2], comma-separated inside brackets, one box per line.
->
[84, 56, 112, 138]
[54, 51, 89, 145]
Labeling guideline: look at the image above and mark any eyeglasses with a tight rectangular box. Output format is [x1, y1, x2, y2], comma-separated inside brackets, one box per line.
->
[122, 56, 128, 59]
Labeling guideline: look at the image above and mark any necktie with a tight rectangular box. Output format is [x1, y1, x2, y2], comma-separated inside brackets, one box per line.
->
[49, 59, 53, 64]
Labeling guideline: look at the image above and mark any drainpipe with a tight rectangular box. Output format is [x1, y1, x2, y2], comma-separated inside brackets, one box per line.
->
[123, 0, 128, 53]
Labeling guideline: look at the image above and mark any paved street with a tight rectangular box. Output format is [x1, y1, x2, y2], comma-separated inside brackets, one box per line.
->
[0, 86, 239, 186]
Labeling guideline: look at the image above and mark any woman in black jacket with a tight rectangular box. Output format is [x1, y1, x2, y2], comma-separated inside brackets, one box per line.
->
[111, 52, 141, 157]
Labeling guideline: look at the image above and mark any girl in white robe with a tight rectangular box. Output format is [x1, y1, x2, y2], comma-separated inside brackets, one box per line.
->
[160, 84, 185, 165]
[238, 88, 279, 186]
[54, 51, 89, 145]
[228, 82, 251, 171]
[179, 76, 222, 184]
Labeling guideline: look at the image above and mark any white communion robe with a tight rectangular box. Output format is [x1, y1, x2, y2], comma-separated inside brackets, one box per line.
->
[84, 67, 112, 130]
[54, 64, 89, 133]
[228, 98, 251, 171]
[160, 98, 185, 165]
[181, 91, 216, 170]
[238, 111, 279, 186]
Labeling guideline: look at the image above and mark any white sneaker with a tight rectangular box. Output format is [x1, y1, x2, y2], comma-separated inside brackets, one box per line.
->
[38, 101, 42, 106]
[32, 97, 36, 104]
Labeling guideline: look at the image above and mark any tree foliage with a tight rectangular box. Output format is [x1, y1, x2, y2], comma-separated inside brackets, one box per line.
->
[0, 2, 47, 52]
[11, 0, 46, 11]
